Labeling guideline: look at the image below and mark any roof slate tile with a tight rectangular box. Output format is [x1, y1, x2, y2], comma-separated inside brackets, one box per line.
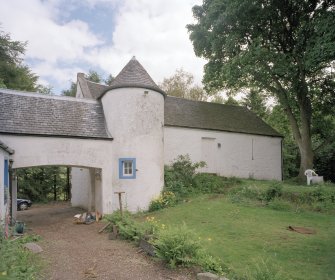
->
[0, 89, 110, 139]
[164, 96, 281, 137]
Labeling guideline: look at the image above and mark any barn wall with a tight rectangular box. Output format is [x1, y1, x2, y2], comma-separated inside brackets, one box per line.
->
[164, 126, 282, 181]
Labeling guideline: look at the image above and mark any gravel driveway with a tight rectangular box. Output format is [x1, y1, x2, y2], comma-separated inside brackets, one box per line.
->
[17, 203, 194, 280]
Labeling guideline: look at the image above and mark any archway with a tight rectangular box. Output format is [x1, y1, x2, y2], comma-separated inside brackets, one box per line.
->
[1, 134, 114, 219]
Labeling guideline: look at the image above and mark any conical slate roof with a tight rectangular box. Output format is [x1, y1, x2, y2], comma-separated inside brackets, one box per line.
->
[99, 57, 165, 98]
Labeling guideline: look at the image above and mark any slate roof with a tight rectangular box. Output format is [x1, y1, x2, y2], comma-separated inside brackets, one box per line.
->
[0, 89, 111, 139]
[77, 73, 109, 99]
[164, 96, 282, 137]
[99, 57, 165, 98]
[0, 139, 14, 154]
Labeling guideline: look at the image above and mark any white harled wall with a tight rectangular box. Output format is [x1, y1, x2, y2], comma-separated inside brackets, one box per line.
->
[164, 126, 282, 181]
[71, 167, 90, 209]
[101, 88, 164, 212]
[0, 135, 115, 214]
[0, 149, 9, 221]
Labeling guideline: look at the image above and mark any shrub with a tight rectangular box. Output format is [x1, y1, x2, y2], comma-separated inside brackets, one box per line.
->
[229, 185, 264, 203]
[193, 173, 227, 194]
[263, 183, 283, 202]
[244, 259, 287, 280]
[104, 211, 146, 241]
[268, 198, 293, 211]
[164, 155, 205, 197]
[153, 224, 202, 268]
[0, 232, 42, 280]
[198, 253, 227, 276]
[148, 191, 177, 212]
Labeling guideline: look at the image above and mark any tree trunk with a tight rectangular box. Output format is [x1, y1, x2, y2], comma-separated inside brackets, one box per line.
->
[282, 86, 314, 180]
[297, 134, 314, 180]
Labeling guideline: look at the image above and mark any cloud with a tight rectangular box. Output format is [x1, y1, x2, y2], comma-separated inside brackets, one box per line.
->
[0, 0, 102, 63]
[0, 0, 206, 92]
[85, 0, 206, 84]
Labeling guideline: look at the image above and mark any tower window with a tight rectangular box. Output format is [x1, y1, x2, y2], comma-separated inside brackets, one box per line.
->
[119, 158, 136, 179]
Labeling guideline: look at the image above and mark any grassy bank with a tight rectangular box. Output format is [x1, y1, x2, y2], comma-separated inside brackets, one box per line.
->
[143, 192, 335, 280]
[0, 234, 42, 280]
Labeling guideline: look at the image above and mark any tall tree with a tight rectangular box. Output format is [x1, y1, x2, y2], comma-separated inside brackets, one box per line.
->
[160, 69, 208, 101]
[62, 81, 76, 97]
[187, 0, 335, 178]
[62, 70, 111, 97]
[0, 29, 39, 91]
[241, 90, 268, 119]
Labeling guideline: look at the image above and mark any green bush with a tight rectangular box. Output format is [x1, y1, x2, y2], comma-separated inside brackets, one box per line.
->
[193, 173, 227, 194]
[267, 198, 293, 211]
[228, 185, 264, 203]
[153, 224, 202, 268]
[244, 259, 287, 280]
[198, 253, 227, 276]
[263, 183, 283, 202]
[149, 191, 177, 212]
[164, 155, 205, 197]
[0, 232, 42, 280]
[104, 211, 146, 241]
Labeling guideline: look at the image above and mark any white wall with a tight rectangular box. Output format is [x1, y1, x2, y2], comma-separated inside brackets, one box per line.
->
[102, 88, 164, 212]
[0, 135, 115, 214]
[71, 167, 90, 209]
[0, 149, 9, 221]
[164, 126, 282, 181]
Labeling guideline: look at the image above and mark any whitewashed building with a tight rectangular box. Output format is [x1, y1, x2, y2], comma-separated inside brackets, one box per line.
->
[0, 57, 282, 216]
[0, 140, 14, 221]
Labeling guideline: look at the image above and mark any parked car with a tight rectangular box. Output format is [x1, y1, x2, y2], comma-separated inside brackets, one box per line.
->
[17, 199, 32, 211]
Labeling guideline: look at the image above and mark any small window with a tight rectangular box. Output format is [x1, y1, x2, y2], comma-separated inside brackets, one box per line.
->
[119, 158, 136, 179]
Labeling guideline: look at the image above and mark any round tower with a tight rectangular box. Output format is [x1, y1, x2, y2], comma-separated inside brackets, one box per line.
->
[100, 57, 165, 212]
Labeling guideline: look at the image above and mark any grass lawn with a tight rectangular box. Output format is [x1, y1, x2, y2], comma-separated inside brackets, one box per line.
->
[143, 194, 335, 280]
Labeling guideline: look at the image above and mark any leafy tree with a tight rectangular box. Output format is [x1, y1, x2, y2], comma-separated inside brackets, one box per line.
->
[187, 0, 335, 179]
[62, 70, 112, 97]
[87, 70, 102, 83]
[223, 96, 240, 106]
[0, 29, 39, 91]
[241, 90, 268, 119]
[160, 69, 209, 101]
[104, 74, 114, 86]
[62, 81, 77, 97]
[36, 84, 53, 95]
[16, 166, 68, 202]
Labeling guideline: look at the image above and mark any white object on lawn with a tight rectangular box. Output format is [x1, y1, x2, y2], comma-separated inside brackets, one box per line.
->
[304, 169, 324, 185]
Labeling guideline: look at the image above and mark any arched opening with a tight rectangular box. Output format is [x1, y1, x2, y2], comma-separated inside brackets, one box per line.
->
[12, 164, 103, 223]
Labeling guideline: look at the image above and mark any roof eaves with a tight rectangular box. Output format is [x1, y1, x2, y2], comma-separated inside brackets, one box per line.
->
[164, 124, 283, 138]
[0, 132, 114, 141]
[0, 139, 14, 154]
[98, 84, 166, 99]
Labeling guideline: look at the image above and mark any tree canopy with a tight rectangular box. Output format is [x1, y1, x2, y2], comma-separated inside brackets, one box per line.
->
[159, 69, 208, 101]
[0, 29, 39, 91]
[187, 0, 335, 178]
[62, 70, 114, 97]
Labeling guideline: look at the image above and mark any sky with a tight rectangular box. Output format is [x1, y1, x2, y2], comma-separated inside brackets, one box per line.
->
[0, 0, 206, 94]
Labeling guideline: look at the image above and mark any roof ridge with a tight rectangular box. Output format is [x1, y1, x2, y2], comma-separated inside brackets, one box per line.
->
[166, 95, 245, 108]
[0, 88, 99, 104]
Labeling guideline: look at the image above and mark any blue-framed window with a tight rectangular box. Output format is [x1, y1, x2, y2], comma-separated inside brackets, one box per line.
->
[4, 159, 8, 203]
[119, 158, 136, 179]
